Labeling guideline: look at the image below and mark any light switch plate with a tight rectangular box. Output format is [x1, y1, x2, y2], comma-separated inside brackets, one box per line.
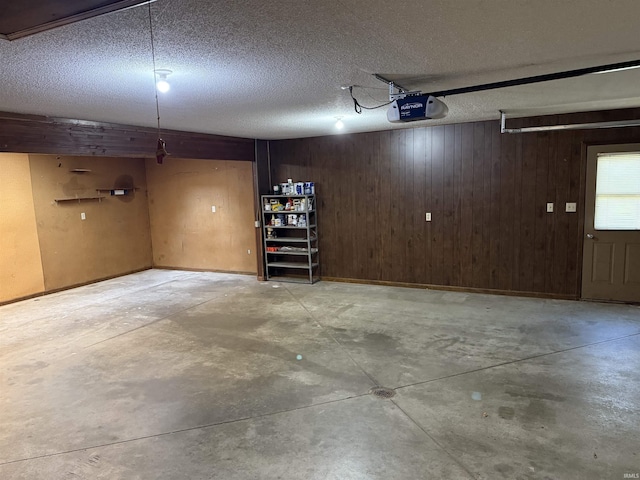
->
[546, 203, 554, 213]
[80, 212, 86, 220]
[566, 202, 577, 213]
[425, 212, 432, 222]
[211, 205, 216, 213]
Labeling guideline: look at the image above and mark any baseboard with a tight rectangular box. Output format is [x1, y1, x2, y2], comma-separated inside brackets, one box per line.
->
[1, 271, 577, 307]
[319, 276, 578, 301]
[0, 290, 47, 307]
[0, 267, 153, 307]
[153, 265, 258, 276]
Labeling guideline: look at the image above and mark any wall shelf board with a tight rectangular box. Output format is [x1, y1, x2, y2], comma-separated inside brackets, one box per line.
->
[54, 196, 104, 203]
[264, 209, 315, 213]
[266, 225, 316, 229]
[266, 250, 318, 256]
[265, 237, 317, 243]
[264, 276, 318, 284]
[266, 261, 319, 269]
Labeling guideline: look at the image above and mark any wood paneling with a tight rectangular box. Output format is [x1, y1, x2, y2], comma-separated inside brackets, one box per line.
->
[254, 140, 271, 279]
[267, 108, 640, 298]
[0, 153, 45, 303]
[0, 112, 254, 161]
[29, 154, 153, 292]
[146, 158, 257, 274]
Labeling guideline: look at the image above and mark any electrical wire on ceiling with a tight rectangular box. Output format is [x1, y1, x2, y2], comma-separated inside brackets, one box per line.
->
[348, 86, 392, 114]
[147, 1, 168, 164]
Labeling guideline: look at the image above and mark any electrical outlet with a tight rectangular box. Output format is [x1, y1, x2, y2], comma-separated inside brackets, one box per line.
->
[425, 212, 432, 222]
[254, 220, 261, 228]
[80, 212, 86, 220]
[566, 202, 577, 213]
[247, 249, 251, 255]
[546, 203, 554, 213]
[211, 205, 216, 213]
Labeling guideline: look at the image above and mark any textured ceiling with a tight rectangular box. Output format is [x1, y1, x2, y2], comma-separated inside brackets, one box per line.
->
[1, 0, 640, 140]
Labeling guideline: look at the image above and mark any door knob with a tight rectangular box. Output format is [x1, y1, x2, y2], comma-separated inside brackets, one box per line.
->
[586, 233, 594, 239]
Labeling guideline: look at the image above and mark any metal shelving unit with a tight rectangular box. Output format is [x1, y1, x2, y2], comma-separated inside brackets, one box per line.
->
[261, 194, 319, 284]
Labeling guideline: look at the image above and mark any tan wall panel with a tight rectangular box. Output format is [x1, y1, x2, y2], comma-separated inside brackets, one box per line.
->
[29, 155, 153, 291]
[146, 158, 257, 273]
[0, 153, 45, 302]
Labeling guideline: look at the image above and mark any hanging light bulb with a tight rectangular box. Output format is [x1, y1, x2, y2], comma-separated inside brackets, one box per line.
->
[155, 69, 172, 93]
[335, 117, 344, 130]
[157, 78, 170, 93]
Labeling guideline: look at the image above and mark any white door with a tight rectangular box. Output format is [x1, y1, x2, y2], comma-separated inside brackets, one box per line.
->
[582, 144, 640, 302]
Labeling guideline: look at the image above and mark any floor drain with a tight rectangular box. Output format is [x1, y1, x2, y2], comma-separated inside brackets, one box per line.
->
[369, 386, 396, 399]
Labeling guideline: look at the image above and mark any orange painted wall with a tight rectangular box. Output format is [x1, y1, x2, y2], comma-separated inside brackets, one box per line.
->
[146, 158, 257, 273]
[1, 154, 257, 304]
[0, 153, 45, 303]
[29, 155, 153, 291]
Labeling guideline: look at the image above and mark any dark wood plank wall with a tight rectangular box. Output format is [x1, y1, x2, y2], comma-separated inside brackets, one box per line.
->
[267, 108, 640, 298]
[254, 140, 273, 280]
[0, 112, 254, 161]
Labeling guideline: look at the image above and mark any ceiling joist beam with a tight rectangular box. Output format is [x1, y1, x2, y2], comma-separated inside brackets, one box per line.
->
[1, 0, 154, 41]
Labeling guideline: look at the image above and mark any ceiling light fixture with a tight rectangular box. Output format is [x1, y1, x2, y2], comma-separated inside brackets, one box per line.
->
[335, 117, 344, 130]
[155, 69, 172, 92]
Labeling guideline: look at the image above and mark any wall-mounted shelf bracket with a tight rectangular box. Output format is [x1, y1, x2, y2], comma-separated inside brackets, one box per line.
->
[96, 187, 137, 196]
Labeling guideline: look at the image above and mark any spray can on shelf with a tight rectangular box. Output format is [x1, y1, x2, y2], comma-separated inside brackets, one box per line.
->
[304, 182, 315, 194]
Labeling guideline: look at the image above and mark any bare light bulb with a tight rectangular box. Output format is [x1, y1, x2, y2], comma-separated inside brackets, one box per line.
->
[154, 69, 172, 93]
[335, 118, 344, 129]
[156, 78, 170, 92]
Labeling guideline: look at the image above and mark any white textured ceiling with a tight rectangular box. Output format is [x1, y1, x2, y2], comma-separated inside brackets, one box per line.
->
[1, 0, 640, 140]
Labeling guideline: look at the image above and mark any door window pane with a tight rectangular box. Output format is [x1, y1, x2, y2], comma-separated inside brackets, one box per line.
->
[595, 152, 640, 230]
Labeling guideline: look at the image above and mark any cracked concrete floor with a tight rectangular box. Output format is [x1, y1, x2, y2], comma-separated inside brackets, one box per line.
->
[1, 270, 639, 479]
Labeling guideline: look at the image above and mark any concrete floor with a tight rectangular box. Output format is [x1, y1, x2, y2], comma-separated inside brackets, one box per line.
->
[1, 270, 639, 480]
